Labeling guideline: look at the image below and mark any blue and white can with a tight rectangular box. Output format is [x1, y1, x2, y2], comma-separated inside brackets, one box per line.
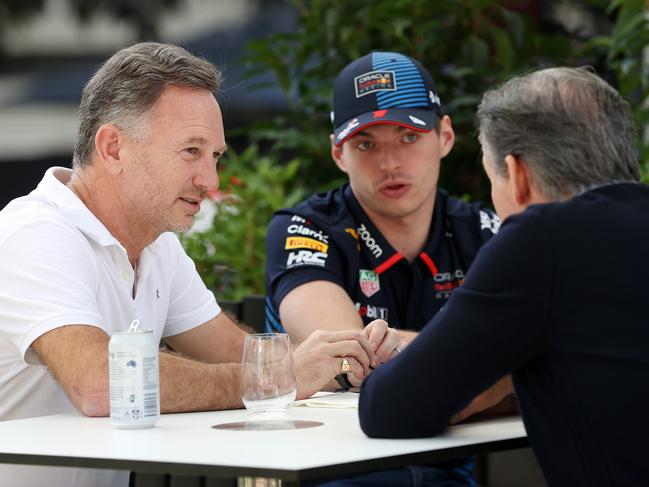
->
[108, 327, 160, 429]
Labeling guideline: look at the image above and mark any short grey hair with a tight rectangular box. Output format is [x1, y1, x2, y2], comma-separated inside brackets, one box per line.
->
[73, 42, 221, 167]
[477, 66, 640, 200]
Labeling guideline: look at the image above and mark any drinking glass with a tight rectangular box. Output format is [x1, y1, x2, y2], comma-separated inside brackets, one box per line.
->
[240, 333, 296, 414]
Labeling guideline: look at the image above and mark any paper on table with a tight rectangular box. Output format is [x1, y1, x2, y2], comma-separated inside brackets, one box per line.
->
[292, 391, 359, 409]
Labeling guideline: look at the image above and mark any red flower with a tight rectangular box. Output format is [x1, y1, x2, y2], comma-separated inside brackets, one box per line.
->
[229, 175, 244, 187]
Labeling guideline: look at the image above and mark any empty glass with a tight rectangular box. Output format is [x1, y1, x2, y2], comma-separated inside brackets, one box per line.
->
[240, 333, 296, 415]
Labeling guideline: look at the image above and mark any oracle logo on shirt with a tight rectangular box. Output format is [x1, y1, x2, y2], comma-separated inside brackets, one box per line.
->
[433, 269, 465, 296]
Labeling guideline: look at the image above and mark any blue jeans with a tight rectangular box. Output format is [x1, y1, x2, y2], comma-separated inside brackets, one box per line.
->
[305, 463, 476, 487]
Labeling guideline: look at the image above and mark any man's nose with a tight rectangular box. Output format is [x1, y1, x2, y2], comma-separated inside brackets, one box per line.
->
[194, 156, 219, 192]
[377, 147, 402, 171]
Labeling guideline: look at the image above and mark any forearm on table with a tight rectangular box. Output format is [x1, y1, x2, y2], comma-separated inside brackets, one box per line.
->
[280, 281, 364, 343]
[159, 352, 242, 413]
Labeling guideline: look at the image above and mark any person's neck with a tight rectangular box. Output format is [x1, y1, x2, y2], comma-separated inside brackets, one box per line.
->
[67, 168, 152, 267]
[359, 193, 436, 263]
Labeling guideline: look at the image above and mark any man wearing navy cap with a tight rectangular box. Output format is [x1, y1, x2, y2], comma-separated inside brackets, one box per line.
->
[265, 51, 510, 485]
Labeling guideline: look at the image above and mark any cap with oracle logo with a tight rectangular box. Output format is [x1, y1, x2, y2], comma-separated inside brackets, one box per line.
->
[331, 51, 443, 146]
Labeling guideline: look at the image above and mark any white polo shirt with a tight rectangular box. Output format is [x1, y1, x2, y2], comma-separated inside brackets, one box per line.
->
[0, 167, 221, 486]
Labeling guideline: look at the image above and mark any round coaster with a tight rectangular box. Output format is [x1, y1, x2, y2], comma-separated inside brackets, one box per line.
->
[212, 420, 323, 431]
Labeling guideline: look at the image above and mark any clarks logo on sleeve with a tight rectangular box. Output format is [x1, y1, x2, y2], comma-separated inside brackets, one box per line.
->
[285, 237, 328, 253]
[286, 250, 328, 268]
[286, 224, 330, 244]
[354, 71, 396, 97]
[479, 210, 501, 234]
[357, 224, 383, 258]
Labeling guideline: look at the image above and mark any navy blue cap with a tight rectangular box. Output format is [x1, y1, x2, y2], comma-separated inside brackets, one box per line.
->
[331, 51, 443, 146]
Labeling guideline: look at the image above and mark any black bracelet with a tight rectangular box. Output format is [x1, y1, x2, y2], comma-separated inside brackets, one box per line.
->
[334, 373, 354, 391]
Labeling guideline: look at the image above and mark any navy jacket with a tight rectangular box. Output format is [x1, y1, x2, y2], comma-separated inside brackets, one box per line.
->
[359, 183, 649, 487]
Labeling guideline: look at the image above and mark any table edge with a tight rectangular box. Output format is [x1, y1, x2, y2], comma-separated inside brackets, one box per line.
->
[0, 436, 529, 480]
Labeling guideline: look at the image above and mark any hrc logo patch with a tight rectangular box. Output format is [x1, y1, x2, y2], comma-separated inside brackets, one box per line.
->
[285, 237, 329, 253]
[355, 70, 396, 97]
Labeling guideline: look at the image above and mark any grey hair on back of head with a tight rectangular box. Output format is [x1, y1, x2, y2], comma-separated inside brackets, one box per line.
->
[73, 41, 221, 167]
[477, 66, 640, 200]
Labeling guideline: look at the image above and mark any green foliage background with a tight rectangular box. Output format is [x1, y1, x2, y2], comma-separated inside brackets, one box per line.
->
[182, 0, 649, 301]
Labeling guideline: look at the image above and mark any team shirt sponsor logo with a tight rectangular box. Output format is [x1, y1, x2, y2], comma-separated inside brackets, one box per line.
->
[286, 224, 330, 244]
[337, 118, 360, 141]
[345, 227, 361, 251]
[290, 215, 306, 223]
[286, 250, 328, 268]
[433, 269, 465, 296]
[345, 227, 359, 240]
[355, 302, 389, 320]
[354, 70, 396, 97]
[357, 224, 383, 258]
[284, 237, 329, 253]
[479, 210, 501, 234]
[359, 269, 380, 298]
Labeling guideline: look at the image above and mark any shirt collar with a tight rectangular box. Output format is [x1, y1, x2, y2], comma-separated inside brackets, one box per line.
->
[34, 167, 122, 248]
[343, 185, 451, 275]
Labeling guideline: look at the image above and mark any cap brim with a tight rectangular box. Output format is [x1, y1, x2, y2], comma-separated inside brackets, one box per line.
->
[333, 108, 438, 147]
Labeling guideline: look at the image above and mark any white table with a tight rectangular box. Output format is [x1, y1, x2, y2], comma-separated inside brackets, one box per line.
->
[0, 397, 527, 485]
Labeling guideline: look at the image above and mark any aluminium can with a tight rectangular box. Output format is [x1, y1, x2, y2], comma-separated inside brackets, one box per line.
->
[108, 329, 160, 429]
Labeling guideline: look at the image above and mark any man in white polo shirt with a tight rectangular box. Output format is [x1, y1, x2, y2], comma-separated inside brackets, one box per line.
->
[0, 42, 379, 487]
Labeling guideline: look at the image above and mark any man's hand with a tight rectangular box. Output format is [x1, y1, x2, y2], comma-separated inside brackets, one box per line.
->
[363, 319, 403, 366]
[450, 375, 515, 424]
[292, 329, 375, 399]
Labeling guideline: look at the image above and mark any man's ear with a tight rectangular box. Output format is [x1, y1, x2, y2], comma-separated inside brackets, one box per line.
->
[94, 124, 124, 175]
[438, 115, 455, 159]
[504, 154, 533, 207]
[330, 134, 348, 174]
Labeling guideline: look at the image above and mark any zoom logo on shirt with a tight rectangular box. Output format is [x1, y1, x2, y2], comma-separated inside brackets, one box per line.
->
[286, 250, 328, 268]
[357, 224, 383, 258]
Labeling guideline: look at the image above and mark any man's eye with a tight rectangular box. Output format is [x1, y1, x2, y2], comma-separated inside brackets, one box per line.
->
[357, 141, 373, 151]
[404, 133, 418, 143]
[184, 147, 199, 156]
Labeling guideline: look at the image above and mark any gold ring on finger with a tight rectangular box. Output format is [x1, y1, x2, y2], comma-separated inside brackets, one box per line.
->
[340, 357, 352, 374]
